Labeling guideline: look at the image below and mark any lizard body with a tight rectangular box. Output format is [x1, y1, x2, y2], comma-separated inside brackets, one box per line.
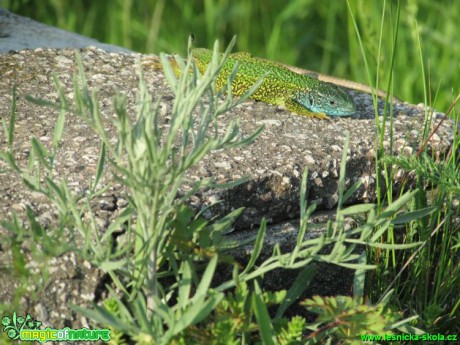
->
[144, 49, 357, 120]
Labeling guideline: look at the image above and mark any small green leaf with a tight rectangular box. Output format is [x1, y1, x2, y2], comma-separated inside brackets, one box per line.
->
[379, 189, 419, 218]
[346, 238, 422, 250]
[71, 303, 136, 336]
[172, 292, 224, 336]
[276, 264, 316, 319]
[391, 206, 437, 224]
[353, 251, 367, 302]
[206, 207, 244, 235]
[7, 84, 17, 147]
[252, 281, 276, 345]
[242, 218, 266, 275]
[177, 260, 193, 310]
[31, 137, 51, 170]
[339, 203, 375, 216]
[53, 108, 66, 151]
[193, 255, 218, 302]
[341, 180, 363, 204]
[98, 260, 128, 271]
[389, 315, 420, 331]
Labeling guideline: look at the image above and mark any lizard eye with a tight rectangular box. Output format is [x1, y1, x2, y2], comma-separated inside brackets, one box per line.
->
[330, 100, 336, 105]
[309, 96, 314, 105]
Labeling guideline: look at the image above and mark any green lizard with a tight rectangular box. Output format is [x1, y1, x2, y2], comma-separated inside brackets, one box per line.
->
[144, 48, 356, 120]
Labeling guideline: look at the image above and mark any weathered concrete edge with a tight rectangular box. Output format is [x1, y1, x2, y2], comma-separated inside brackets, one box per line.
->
[0, 8, 133, 54]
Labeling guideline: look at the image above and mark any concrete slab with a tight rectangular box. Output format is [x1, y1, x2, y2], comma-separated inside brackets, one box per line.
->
[0, 8, 132, 54]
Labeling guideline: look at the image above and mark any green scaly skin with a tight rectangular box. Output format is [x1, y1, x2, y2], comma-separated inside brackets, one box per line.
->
[143, 49, 357, 119]
[191, 49, 356, 119]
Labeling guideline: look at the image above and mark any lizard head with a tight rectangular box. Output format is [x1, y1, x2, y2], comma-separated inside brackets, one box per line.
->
[295, 82, 356, 117]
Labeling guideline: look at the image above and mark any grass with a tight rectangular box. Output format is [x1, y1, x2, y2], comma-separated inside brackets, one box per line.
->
[345, 0, 460, 335]
[3, 0, 460, 116]
[1, 36, 429, 343]
[1, 0, 460, 343]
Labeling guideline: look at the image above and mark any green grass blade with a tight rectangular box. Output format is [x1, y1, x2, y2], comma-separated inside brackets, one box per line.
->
[391, 206, 437, 225]
[172, 292, 224, 337]
[193, 255, 218, 302]
[7, 85, 17, 147]
[379, 189, 419, 218]
[252, 281, 276, 345]
[353, 251, 367, 302]
[177, 260, 193, 310]
[90, 142, 106, 192]
[339, 204, 375, 216]
[275, 264, 316, 319]
[341, 180, 363, 204]
[337, 131, 350, 211]
[241, 218, 266, 275]
[31, 137, 51, 171]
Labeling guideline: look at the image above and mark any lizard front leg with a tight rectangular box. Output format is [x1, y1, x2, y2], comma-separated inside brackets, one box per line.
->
[284, 98, 330, 120]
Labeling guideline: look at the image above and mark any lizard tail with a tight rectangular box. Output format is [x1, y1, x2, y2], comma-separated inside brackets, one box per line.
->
[141, 55, 181, 76]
